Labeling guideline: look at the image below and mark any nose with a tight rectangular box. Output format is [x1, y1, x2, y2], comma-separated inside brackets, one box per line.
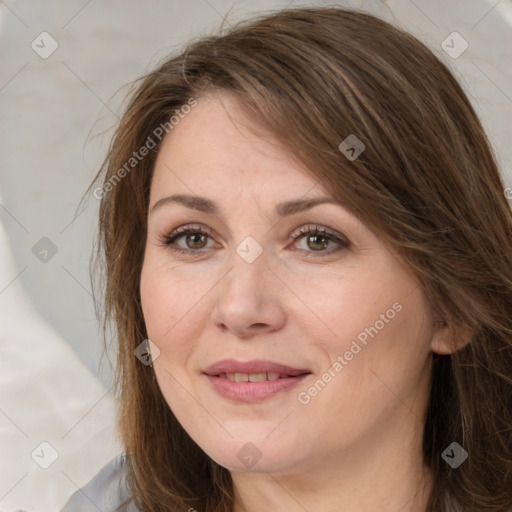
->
[210, 250, 287, 339]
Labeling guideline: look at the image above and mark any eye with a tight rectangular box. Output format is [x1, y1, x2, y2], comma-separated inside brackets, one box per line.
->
[158, 223, 350, 256]
[159, 224, 217, 254]
[290, 224, 350, 256]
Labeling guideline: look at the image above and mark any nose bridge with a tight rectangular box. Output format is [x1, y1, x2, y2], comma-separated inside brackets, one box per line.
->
[211, 238, 286, 335]
[222, 239, 268, 305]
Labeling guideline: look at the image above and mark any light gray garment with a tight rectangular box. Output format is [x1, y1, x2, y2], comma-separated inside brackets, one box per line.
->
[60, 453, 139, 512]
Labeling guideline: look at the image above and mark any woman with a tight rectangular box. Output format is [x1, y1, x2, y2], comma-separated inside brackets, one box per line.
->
[61, 6, 512, 512]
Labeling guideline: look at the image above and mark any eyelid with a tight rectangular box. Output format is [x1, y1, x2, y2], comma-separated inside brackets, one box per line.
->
[290, 224, 348, 244]
[166, 223, 213, 238]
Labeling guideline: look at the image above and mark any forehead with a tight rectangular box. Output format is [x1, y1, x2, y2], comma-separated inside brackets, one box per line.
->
[150, 93, 326, 202]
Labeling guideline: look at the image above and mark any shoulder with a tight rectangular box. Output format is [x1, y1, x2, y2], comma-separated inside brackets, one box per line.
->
[60, 452, 139, 512]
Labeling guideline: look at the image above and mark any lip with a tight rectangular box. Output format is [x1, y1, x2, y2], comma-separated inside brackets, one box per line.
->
[204, 358, 310, 377]
[203, 359, 312, 403]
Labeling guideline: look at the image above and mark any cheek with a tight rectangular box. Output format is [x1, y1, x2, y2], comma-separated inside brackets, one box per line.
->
[140, 251, 208, 332]
[296, 295, 432, 452]
[315, 286, 432, 418]
[299, 258, 432, 398]
[294, 266, 403, 353]
[140, 261, 218, 437]
[139, 259, 204, 363]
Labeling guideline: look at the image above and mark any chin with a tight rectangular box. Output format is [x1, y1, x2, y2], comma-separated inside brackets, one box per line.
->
[198, 433, 307, 474]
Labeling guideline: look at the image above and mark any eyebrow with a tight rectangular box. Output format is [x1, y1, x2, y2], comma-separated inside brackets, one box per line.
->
[148, 194, 343, 218]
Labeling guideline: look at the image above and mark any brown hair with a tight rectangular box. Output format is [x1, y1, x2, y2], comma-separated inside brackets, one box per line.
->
[88, 6, 512, 512]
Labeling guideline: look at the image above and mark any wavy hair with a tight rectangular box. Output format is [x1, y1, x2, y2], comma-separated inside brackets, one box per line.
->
[88, 7, 512, 512]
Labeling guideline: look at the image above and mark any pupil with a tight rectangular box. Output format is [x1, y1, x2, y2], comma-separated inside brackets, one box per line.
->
[188, 233, 206, 248]
[309, 234, 328, 250]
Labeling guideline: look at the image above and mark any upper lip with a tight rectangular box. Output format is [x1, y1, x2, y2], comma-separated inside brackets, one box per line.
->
[204, 359, 311, 377]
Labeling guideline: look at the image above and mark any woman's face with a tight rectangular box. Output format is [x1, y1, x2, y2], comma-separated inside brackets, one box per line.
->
[140, 93, 441, 475]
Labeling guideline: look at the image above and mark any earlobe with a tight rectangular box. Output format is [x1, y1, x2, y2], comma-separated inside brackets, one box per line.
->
[430, 333, 454, 355]
[430, 321, 473, 355]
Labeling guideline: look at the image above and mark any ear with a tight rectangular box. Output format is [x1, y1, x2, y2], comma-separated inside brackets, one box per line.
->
[430, 320, 474, 355]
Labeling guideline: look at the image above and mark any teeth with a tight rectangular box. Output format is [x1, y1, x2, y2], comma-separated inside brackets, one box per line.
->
[221, 372, 287, 382]
[248, 372, 267, 382]
[224, 372, 249, 382]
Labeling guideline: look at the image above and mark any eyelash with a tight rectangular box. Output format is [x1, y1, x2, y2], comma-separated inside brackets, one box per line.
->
[158, 223, 350, 257]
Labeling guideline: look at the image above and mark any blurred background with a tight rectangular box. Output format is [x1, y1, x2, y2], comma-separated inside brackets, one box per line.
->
[0, 0, 510, 510]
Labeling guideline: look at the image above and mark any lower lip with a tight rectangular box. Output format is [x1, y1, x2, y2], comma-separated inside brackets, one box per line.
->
[206, 374, 310, 403]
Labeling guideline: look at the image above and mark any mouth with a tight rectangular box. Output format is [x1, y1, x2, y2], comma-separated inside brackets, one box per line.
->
[216, 372, 301, 382]
[203, 359, 312, 402]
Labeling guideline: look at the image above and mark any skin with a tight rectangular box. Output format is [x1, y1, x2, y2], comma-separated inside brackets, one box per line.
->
[140, 92, 459, 512]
